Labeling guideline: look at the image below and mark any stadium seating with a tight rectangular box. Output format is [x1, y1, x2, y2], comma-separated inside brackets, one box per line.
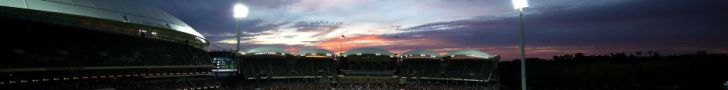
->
[232, 48, 500, 89]
[1, 15, 212, 82]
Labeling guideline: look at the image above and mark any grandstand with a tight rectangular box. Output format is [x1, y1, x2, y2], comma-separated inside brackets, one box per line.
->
[238, 47, 292, 79]
[442, 50, 499, 81]
[399, 49, 443, 78]
[1, 0, 212, 89]
[235, 47, 336, 89]
[293, 49, 337, 77]
[340, 47, 398, 76]
[234, 47, 500, 89]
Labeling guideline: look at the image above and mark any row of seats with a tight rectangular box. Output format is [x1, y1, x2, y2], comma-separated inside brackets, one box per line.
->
[233, 79, 332, 90]
[339, 55, 398, 72]
[1, 17, 212, 82]
[403, 80, 496, 90]
[228, 79, 495, 90]
[237, 56, 496, 80]
[1, 19, 210, 68]
[398, 58, 498, 80]
[341, 61, 397, 70]
[238, 55, 337, 77]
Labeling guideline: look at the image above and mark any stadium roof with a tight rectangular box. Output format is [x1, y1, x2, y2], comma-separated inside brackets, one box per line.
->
[246, 47, 288, 54]
[0, 0, 204, 38]
[446, 49, 496, 59]
[296, 48, 336, 56]
[401, 49, 441, 58]
[343, 47, 393, 56]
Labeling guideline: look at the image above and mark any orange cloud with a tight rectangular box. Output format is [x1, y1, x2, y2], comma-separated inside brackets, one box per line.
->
[315, 35, 446, 53]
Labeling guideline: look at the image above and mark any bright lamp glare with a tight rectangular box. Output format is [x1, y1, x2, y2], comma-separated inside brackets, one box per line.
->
[512, 0, 529, 10]
[233, 4, 249, 18]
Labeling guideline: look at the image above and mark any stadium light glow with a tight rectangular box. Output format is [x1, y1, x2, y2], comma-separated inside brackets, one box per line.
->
[233, 4, 249, 18]
[512, 0, 529, 10]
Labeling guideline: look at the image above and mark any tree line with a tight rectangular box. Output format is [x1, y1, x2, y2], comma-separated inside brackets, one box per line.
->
[498, 51, 728, 90]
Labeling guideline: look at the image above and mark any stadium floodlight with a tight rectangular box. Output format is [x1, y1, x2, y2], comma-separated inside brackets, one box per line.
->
[512, 0, 529, 11]
[512, 0, 528, 90]
[233, 3, 249, 52]
[233, 4, 249, 18]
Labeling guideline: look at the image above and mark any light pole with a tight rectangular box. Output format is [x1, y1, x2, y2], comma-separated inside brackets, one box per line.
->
[392, 26, 401, 52]
[233, 3, 249, 52]
[340, 35, 345, 53]
[512, 0, 528, 90]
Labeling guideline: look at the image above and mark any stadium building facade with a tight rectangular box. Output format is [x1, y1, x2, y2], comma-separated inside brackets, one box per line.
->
[1, 0, 214, 89]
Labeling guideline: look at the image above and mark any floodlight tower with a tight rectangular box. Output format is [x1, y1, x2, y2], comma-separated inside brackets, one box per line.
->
[512, 0, 529, 90]
[233, 3, 249, 52]
[392, 25, 401, 52]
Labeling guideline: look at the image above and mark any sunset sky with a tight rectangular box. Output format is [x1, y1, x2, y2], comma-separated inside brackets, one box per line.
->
[139, 0, 728, 60]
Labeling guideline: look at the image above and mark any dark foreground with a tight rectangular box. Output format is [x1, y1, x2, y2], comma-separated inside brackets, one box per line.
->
[3, 52, 727, 90]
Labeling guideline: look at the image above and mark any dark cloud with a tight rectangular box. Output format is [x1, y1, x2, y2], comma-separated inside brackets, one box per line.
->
[402, 0, 728, 50]
[241, 0, 301, 9]
[137, 0, 728, 59]
[239, 19, 291, 33]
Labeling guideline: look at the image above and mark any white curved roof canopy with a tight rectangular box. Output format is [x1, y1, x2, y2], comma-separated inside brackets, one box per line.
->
[343, 47, 393, 56]
[246, 47, 288, 55]
[297, 48, 336, 56]
[0, 0, 205, 38]
[446, 49, 496, 59]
